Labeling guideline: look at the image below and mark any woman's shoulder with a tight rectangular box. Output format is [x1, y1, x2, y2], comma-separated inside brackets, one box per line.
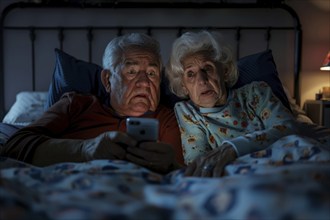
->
[233, 81, 272, 95]
[174, 101, 204, 120]
[174, 100, 196, 111]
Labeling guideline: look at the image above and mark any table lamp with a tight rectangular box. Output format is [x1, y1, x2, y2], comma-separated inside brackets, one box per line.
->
[320, 51, 330, 100]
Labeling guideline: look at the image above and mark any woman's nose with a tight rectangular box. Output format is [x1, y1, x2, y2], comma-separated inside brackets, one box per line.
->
[197, 70, 208, 84]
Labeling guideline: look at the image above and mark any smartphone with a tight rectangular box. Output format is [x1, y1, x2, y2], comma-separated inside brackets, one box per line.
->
[126, 117, 159, 142]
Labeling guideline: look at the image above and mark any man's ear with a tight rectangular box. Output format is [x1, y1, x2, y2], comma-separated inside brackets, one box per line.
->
[101, 70, 111, 93]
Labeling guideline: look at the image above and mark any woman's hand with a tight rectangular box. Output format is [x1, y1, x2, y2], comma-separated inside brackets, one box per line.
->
[184, 143, 237, 177]
[126, 142, 180, 174]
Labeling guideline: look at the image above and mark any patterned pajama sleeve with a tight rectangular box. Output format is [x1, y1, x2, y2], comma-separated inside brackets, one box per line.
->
[174, 104, 212, 164]
[227, 82, 297, 156]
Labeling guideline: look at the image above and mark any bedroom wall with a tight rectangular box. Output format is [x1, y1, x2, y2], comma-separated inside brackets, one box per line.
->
[1, 0, 329, 112]
[286, 0, 329, 107]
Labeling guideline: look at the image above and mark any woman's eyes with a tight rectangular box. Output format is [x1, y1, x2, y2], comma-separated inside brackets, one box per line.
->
[186, 71, 195, 78]
[203, 66, 213, 73]
[186, 67, 213, 75]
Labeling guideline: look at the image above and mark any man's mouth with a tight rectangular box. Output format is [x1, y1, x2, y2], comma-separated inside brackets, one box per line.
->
[134, 93, 149, 99]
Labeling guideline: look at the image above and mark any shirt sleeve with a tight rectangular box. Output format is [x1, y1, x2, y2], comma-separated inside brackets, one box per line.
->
[174, 102, 212, 164]
[1, 92, 84, 162]
[157, 105, 185, 166]
[227, 81, 297, 156]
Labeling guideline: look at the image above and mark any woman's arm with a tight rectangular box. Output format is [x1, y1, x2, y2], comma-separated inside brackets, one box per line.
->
[227, 81, 297, 156]
[174, 102, 212, 164]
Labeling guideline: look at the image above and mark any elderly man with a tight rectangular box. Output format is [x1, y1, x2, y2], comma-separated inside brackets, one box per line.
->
[1, 33, 184, 174]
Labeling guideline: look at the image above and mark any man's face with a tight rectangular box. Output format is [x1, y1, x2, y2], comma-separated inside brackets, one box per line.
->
[110, 48, 161, 116]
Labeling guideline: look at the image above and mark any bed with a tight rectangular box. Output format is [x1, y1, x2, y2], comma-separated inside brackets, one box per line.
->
[1, 1, 330, 220]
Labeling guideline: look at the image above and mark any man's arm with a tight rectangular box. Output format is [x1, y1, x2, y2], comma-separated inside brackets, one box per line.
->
[1, 95, 73, 163]
[31, 132, 134, 166]
[1, 93, 136, 166]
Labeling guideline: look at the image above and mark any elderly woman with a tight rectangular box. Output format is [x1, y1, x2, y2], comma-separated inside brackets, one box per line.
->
[166, 31, 297, 177]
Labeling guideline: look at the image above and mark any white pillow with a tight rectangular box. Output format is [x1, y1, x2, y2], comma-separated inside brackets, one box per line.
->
[2, 91, 48, 126]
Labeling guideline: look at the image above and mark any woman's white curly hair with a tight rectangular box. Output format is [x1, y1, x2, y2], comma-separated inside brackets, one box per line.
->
[166, 31, 238, 98]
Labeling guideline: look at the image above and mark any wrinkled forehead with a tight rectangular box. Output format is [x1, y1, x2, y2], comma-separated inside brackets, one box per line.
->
[182, 51, 215, 67]
[122, 47, 161, 67]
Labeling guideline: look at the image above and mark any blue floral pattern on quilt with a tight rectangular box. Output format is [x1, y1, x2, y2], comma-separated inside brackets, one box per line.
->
[1, 134, 330, 220]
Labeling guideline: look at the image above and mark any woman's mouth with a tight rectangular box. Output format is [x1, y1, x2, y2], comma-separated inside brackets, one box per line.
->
[201, 90, 215, 96]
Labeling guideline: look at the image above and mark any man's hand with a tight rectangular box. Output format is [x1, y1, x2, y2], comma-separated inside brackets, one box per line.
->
[184, 143, 237, 177]
[126, 142, 179, 174]
[82, 131, 137, 160]
[32, 131, 137, 166]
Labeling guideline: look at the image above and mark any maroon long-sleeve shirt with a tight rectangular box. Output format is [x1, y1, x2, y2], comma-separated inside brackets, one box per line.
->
[2, 92, 184, 165]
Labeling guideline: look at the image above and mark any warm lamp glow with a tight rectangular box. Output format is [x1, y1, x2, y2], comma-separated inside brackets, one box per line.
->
[320, 51, 330, 71]
[320, 51, 330, 100]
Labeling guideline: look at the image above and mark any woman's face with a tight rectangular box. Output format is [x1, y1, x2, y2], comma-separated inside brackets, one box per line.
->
[181, 52, 226, 108]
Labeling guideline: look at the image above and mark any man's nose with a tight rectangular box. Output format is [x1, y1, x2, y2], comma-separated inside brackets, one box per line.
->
[136, 71, 150, 87]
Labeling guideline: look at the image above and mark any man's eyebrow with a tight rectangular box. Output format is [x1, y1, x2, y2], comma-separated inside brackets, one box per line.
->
[124, 59, 138, 65]
[149, 62, 159, 68]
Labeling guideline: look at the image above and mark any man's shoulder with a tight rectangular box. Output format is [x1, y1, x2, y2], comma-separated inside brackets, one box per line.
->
[62, 92, 99, 101]
[61, 92, 102, 107]
[154, 104, 177, 120]
[157, 104, 174, 114]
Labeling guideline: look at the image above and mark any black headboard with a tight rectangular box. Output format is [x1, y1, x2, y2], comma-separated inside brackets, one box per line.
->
[0, 1, 302, 120]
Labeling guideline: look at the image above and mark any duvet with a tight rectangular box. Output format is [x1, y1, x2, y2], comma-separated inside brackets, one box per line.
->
[1, 134, 330, 220]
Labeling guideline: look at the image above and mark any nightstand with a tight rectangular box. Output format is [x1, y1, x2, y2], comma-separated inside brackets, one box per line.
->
[304, 100, 330, 128]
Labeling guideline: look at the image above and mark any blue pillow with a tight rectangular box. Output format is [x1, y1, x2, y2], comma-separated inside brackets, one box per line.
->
[45, 49, 109, 109]
[46, 49, 291, 112]
[233, 49, 291, 111]
[46, 49, 180, 109]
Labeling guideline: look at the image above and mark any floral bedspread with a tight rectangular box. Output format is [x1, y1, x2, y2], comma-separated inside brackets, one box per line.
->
[1, 134, 330, 220]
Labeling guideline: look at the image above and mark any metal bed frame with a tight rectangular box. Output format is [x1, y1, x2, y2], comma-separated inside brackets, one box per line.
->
[0, 1, 302, 120]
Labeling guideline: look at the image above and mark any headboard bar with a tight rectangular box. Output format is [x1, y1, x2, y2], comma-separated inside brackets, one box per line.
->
[29, 28, 36, 91]
[0, 1, 303, 119]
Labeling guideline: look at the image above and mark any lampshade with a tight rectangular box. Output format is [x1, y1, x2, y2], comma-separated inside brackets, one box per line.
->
[320, 51, 330, 71]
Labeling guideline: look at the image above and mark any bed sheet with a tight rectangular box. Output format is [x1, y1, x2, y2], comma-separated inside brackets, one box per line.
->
[1, 134, 329, 220]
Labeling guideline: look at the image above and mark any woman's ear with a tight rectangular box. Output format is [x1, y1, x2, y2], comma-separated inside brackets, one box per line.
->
[221, 66, 229, 82]
[182, 85, 189, 95]
[101, 70, 111, 93]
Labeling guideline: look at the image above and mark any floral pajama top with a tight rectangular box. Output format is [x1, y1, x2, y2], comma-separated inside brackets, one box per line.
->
[174, 81, 297, 164]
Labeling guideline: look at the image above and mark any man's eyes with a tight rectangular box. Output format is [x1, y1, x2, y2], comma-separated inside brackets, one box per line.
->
[128, 69, 138, 75]
[147, 71, 157, 77]
[126, 69, 158, 78]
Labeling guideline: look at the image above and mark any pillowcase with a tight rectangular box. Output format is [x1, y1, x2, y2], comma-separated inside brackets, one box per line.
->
[3, 91, 48, 126]
[233, 49, 291, 111]
[46, 49, 179, 109]
[45, 49, 109, 109]
[46, 49, 291, 112]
